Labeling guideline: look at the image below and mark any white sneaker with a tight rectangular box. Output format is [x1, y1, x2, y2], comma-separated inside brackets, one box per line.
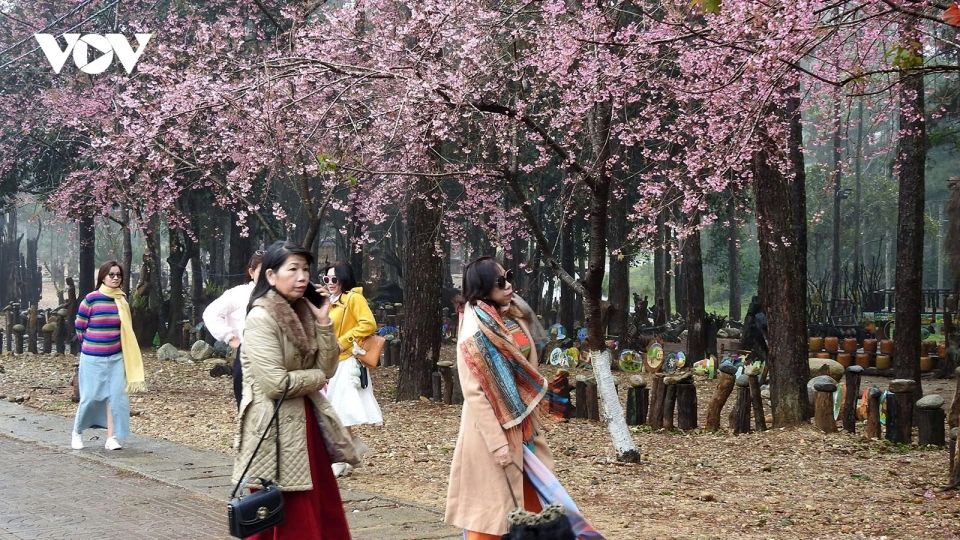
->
[71, 432, 83, 450]
[332, 462, 353, 478]
[104, 437, 122, 450]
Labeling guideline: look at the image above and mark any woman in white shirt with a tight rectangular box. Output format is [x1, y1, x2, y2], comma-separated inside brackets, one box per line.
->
[202, 252, 263, 408]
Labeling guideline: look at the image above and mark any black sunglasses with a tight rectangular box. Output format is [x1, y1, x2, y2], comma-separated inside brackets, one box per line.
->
[495, 270, 514, 289]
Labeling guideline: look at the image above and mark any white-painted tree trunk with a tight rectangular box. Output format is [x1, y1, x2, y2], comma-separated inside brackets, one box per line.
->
[589, 349, 640, 462]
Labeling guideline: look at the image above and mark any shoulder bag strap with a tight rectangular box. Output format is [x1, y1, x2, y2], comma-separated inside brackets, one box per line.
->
[230, 379, 290, 498]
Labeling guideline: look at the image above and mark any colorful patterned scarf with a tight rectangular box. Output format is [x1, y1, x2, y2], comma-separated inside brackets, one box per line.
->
[460, 302, 567, 446]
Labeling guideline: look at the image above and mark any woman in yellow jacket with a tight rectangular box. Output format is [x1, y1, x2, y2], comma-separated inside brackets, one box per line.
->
[322, 261, 383, 477]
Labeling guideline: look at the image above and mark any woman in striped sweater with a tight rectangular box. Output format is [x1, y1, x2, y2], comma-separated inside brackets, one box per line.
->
[71, 260, 146, 451]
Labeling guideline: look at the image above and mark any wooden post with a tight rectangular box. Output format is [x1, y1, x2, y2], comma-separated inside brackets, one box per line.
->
[676, 380, 697, 431]
[734, 375, 752, 435]
[383, 337, 394, 366]
[648, 374, 666, 429]
[4, 307, 12, 352]
[950, 428, 960, 489]
[916, 395, 946, 447]
[842, 365, 864, 433]
[389, 339, 401, 368]
[13, 323, 24, 354]
[452, 369, 463, 405]
[41, 323, 54, 354]
[705, 363, 738, 430]
[746, 364, 766, 432]
[585, 377, 600, 422]
[866, 386, 882, 439]
[431, 371, 442, 402]
[439, 366, 454, 405]
[575, 378, 588, 419]
[27, 303, 38, 354]
[814, 381, 838, 433]
[626, 382, 649, 426]
[886, 379, 917, 445]
[66, 278, 78, 355]
[662, 380, 677, 430]
[55, 309, 67, 355]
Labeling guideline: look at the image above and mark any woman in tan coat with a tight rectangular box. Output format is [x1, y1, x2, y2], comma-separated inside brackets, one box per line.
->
[445, 256, 566, 539]
[231, 241, 359, 539]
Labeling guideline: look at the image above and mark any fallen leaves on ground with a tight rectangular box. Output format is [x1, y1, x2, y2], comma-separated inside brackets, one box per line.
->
[1, 348, 958, 539]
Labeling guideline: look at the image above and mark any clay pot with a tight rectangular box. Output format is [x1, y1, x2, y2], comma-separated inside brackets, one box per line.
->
[879, 339, 894, 355]
[836, 353, 852, 367]
[809, 337, 824, 351]
[855, 353, 870, 368]
[816, 352, 832, 359]
[863, 339, 877, 353]
[824, 336, 839, 352]
[843, 338, 858, 352]
[939, 343, 947, 358]
[920, 356, 933, 372]
[875, 354, 891, 370]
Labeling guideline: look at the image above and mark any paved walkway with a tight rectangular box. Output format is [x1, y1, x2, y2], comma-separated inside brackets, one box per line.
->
[0, 400, 460, 540]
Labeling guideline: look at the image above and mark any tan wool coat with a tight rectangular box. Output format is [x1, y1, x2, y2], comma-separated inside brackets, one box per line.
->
[444, 305, 556, 536]
[231, 290, 359, 492]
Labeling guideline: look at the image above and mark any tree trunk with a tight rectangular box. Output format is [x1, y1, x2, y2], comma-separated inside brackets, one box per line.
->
[787, 83, 809, 320]
[684, 222, 707, 364]
[727, 196, 741, 321]
[831, 95, 843, 302]
[753, 129, 812, 426]
[893, 16, 926, 403]
[78, 214, 96, 300]
[607, 176, 630, 343]
[229, 212, 256, 288]
[560, 214, 576, 333]
[121, 207, 133, 297]
[396, 178, 443, 401]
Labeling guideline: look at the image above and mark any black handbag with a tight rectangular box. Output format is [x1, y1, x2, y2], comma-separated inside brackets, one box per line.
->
[228, 382, 289, 538]
[500, 464, 576, 540]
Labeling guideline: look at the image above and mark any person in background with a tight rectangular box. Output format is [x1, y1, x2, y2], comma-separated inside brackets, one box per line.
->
[445, 256, 566, 539]
[72, 260, 147, 451]
[203, 252, 264, 408]
[232, 241, 357, 539]
[323, 261, 383, 478]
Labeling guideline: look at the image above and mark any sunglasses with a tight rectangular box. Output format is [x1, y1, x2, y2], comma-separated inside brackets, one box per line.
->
[495, 270, 514, 289]
[322, 275, 339, 284]
[106, 273, 123, 279]
[255, 249, 265, 255]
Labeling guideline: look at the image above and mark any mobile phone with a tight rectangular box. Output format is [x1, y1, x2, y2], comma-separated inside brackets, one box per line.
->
[303, 282, 326, 307]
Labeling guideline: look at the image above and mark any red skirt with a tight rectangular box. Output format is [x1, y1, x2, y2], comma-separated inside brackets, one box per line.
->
[248, 400, 351, 540]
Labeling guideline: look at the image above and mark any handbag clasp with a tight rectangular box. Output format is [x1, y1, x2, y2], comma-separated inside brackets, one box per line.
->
[257, 507, 268, 520]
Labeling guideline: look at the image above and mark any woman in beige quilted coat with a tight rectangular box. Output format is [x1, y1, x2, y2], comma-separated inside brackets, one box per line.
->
[231, 241, 359, 540]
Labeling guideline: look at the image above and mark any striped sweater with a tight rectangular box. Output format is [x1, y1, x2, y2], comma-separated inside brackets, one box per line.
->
[75, 291, 122, 356]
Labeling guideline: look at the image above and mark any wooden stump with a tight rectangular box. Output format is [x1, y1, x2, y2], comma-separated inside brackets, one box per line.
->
[886, 379, 917, 445]
[705, 364, 738, 431]
[648, 374, 666, 429]
[866, 387, 882, 439]
[917, 408, 946, 447]
[916, 394, 946, 447]
[27, 304, 38, 354]
[4, 308, 13, 352]
[41, 329, 52, 354]
[746, 365, 766, 432]
[431, 371, 442, 402]
[676, 382, 697, 431]
[585, 379, 600, 422]
[575, 379, 588, 419]
[949, 428, 960, 489]
[734, 375, 752, 435]
[842, 365, 864, 433]
[626, 384, 648, 426]
[14, 327, 24, 354]
[662, 383, 677, 430]
[814, 381, 838, 433]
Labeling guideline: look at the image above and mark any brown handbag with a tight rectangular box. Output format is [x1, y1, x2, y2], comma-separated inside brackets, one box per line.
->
[354, 334, 385, 369]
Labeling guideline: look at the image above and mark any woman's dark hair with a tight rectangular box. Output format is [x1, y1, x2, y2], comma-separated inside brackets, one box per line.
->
[96, 260, 124, 288]
[245, 252, 264, 283]
[453, 256, 501, 312]
[321, 261, 357, 291]
[247, 241, 314, 312]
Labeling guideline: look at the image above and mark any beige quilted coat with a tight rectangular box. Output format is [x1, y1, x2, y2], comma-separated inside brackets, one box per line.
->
[231, 290, 359, 492]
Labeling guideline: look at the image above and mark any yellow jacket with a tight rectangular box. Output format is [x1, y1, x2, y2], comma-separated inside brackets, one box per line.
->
[331, 287, 377, 361]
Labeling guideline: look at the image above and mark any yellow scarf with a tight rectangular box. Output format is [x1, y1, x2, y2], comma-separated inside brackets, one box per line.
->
[98, 285, 147, 393]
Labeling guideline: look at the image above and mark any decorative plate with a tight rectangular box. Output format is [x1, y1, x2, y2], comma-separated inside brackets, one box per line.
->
[879, 391, 889, 425]
[619, 349, 643, 372]
[644, 342, 665, 373]
[549, 324, 567, 340]
[663, 353, 678, 373]
[577, 327, 588, 342]
[832, 384, 845, 420]
[565, 347, 579, 365]
[675, 351, 686, 369]
[549, 348, 567, 367]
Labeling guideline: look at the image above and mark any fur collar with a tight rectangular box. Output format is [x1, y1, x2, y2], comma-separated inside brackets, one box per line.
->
[252, 290, 318, 358]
